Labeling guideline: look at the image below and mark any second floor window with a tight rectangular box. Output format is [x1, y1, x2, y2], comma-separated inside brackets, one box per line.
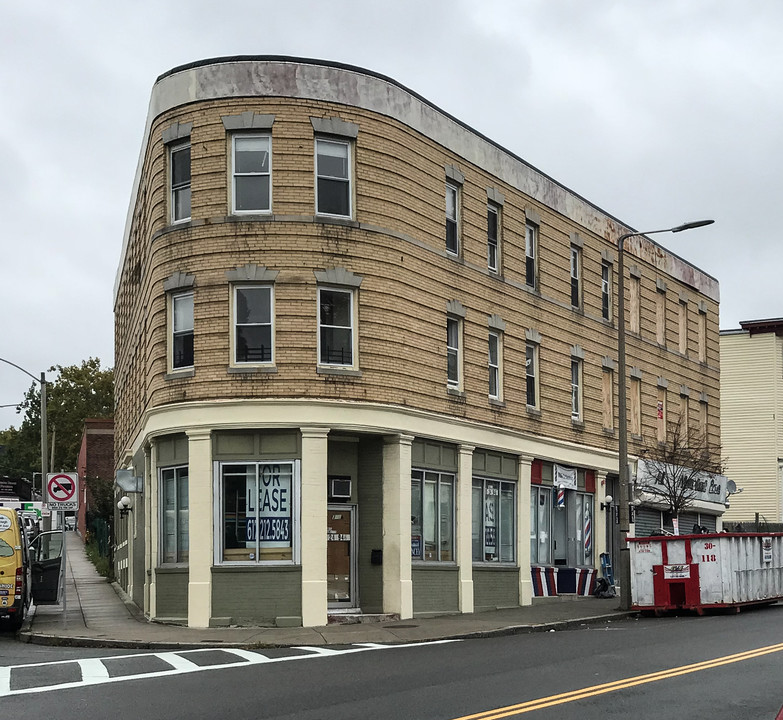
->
[172, 292, 194, 370]
[316, 139, 351, 217]
[487, 204, 499, 272]
[488, 332, 501, 400]
[446, 183, 459, 255]
[234, 286, 273, 364]
[571, 359, 582, 420]
[232, 135, 271, 213]
[447, 316, 461, 388]
[319, 287, 354, 366]
[526, 343, 538, 408]
[170, 142, 191, 223]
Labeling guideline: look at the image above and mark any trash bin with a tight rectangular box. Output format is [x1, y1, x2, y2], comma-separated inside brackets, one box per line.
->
[629, 532, 783, 613]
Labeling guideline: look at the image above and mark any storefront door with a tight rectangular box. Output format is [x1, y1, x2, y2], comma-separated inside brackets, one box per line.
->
[327, 505, 356, 608]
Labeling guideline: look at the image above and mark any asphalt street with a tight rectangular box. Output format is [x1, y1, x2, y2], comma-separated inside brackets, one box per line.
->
[3, 607, 783, 719]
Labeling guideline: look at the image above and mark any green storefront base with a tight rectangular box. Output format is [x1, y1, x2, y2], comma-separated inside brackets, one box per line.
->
[155, 567, 189, 620]
[412, 565, 459, 616]
[473, 566, 519, 612]
[211, 565, 303, 627]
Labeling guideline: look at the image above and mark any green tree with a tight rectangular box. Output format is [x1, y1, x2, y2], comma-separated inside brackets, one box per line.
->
[8, 358, 113, 476]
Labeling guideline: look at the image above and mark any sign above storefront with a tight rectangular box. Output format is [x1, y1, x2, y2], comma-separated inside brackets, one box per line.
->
[636, 459, 728, 505]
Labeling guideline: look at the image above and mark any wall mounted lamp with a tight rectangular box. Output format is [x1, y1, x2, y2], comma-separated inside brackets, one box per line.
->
[117, 496, 133, 518]
[600, 495, 613, 511]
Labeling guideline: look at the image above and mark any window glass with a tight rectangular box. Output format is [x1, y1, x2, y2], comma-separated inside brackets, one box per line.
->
[489, 332, 500, 399]
[411, 469, 454, 562]
[234, 135, 270, 212]
[447, 317, 459, 386]
[316, 139, 350, 216]
[446, 184, 458, 254]
[319, 288, 353, 365]
[571, 360, 581, 419]
[235, 286, 272, 363]
[161, 466, 188, 563]
[601, 264, 611, 320]
[221, 462, 294, 563]
[473, 477, 516, 563]
[487, 205, 498, 271]
[530, 489, 552, 564]
[526, 344, 537, 407]
[171, 144, 191, 222]
[570, 246, 581, 307]
[525, 222, 537, 287]
[172, 293, 194, 369]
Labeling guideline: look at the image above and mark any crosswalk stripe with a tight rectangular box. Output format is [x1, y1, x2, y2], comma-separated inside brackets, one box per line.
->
[0, 667, 9, 695]
[220, 649, 272, 663]
[77, 659, 110, 683]
[156, 653, 201, 671]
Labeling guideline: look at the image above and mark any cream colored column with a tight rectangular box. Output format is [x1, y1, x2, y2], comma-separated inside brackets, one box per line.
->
[186, 428, 213, 628]
[148, 440, 159, 619]
[517, 455, 533, 605]
[300, 427, 330, 627]
[382, 434, 414, 619]
[143, 442, 152, 617]
[595, 471, 609, 574]
[457, 444, 475, 613]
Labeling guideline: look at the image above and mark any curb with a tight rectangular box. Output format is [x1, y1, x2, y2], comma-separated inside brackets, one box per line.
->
[17, 611, 637, 651]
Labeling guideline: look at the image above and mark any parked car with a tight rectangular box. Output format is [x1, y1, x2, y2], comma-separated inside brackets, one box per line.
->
[0, 507, 32, 629]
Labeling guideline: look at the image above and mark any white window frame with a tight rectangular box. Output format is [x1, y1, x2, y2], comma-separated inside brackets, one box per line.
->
[525, 222, 538, 288]
[447, 315, 462, 389]
[171, 291, 194, 371]
[215, 460, 301, 566]
[315, 138, 352, 218]
[571, 359, 582, 420]
[159, 465, 189, 565]
[601, 263, 611, 321]
[570, 246, 581, 308]
[232, 285, 274, 366]
[231, 134, 272, 214]
[318, 286, 356, 368]
[526, 343, 538, 409]
[446, 182, 459, 255]
[472, 476, 516, 564]
[487, 203, 499, 272]
[170, 141, 191, 224]
[488, 331, 501, 400]
[530, 485, 552, 565]
[410, 469, 455, 563]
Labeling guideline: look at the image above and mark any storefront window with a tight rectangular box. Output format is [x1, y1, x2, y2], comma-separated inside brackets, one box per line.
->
[161, 465, 188, 564]
[575, 492, 594, 566]
[220, 462, 297, 563]
[411, 469, 454, 561]
[530, 486, 551, 565]
[472, 478, 515, 563]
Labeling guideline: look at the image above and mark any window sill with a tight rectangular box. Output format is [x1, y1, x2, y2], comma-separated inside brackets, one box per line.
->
[411, 561, 458, 569]
[314, 214, 358, 227]
[447, 387, 466, 400]
[155, 565, 189, 573]
[472, 563, 518, 571]
[212, 563, 300, 572]
[526, 406, 541, 417]
[317, 366, 362, 377]
[631, 434, 644, 442]
[603, 427, 616, 437]
[489, 398, 506, 409]
[227, 365, 277, 374]
[165, 369, 194, 380]
[571, 418, 585, 430]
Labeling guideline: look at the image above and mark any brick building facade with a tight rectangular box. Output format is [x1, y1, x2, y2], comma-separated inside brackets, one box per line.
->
[114, 57, 721, 628]
[76, 418, 114, 538]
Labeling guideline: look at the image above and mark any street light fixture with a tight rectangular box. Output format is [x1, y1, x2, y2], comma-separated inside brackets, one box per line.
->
[0, 358, 48, 501]
[616, 219, 714, 611]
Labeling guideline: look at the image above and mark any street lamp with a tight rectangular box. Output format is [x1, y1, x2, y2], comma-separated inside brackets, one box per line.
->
[616, 219, 714, 610]
[0, 358, 48, 501]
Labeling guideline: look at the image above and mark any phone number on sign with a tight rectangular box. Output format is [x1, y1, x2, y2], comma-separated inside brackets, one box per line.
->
[247, 517, 290, 542]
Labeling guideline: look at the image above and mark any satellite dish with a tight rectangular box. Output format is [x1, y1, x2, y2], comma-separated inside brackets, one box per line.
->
[726, 479, 737, 494]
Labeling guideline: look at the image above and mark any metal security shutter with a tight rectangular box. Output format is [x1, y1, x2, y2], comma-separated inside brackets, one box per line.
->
[679, 512, 699, 534]
[634, 507, 662, 537]
[699, 514, 717, 532]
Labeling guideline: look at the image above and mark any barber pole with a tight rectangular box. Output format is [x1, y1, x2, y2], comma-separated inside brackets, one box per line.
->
[584, 508, 592, 555]
[556, 484, 565, 509]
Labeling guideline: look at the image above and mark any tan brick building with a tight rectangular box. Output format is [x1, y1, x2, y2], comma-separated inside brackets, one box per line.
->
[114, 57, 721, 628]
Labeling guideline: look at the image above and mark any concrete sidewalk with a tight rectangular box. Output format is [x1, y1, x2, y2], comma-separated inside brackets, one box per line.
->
[19, 533, 633, 650]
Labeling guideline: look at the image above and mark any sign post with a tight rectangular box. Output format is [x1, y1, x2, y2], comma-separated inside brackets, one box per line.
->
[45, 473, 79, 622]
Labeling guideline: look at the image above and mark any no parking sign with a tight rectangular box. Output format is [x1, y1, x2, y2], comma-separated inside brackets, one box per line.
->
[46, 472, 79, 511]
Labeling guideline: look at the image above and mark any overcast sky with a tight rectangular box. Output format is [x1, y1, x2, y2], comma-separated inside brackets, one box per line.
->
[1, 1, 780, 431]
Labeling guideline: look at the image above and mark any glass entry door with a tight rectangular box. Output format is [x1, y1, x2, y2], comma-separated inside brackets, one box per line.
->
[327, 505, 356, 608]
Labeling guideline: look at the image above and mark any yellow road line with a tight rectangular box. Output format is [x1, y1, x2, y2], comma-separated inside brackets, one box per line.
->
[451, 641, 783, 719]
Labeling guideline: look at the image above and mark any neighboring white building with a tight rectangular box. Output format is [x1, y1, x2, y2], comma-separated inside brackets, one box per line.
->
[720, 319, 783, 523]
